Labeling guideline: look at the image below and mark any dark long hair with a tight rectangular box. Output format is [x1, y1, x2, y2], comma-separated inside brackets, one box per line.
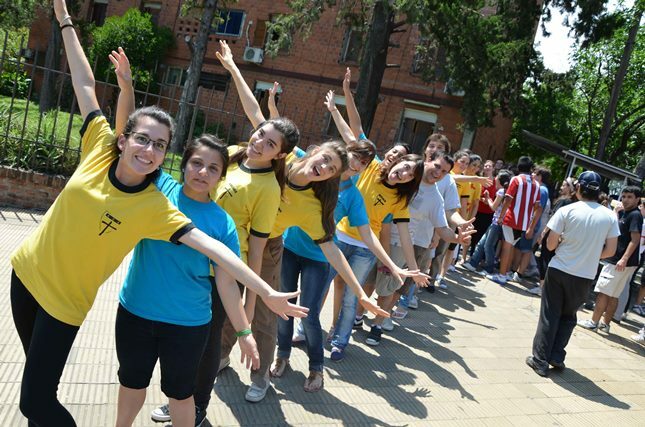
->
[180, 134, 229, 183]
[289, 141, 349, 240]
[378, 154, 424, 207]
[229, 117, 300, 195]
[347, 138, 377, 164]
[117, 106, 175, 181]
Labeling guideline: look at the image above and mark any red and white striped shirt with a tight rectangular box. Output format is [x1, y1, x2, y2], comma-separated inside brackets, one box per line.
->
[502, 174, 541, 231]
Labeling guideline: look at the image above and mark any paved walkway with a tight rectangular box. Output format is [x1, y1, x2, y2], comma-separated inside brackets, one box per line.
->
[1, 206, 644, 426]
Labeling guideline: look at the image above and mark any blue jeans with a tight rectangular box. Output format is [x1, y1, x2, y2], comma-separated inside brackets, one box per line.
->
[331, 241, 377, 350]
[398, 283, 416, 309]
[277, 248, 331, 372]
[469, 223, 501, 274]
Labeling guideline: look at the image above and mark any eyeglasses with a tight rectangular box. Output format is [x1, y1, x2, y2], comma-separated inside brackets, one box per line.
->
[126, 132, 168, 153]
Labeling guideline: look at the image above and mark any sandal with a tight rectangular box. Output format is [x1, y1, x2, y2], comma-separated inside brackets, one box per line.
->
[270, 357, 289, 378]
[391, 307, 408, 319]
[303, 370, 324, 392]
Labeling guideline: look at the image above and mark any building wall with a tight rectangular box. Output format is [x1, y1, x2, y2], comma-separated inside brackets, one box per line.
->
[0, 166, 67, 210]
[27, 0, 511, 157]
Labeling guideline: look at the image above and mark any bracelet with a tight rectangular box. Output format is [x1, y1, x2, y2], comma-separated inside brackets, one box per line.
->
[235, 328, 252, 337]
[60, 16, 73, 27]
[60, 23, 75, 31]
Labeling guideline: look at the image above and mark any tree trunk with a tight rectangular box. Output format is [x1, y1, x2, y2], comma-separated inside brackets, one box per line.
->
[39, 13, 62, 113]
[172, 0, 219, 153]
[596, 7, 642, 161]
[354, 0, 393, 138]
[634, 152, 645, 182]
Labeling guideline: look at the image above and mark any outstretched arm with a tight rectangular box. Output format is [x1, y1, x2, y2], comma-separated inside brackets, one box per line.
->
[110, 48, 134, 135]
[54, 0, 99, 120]
[216, 40, 265, 128]
[268, 82, 280, 119]
[342, 67, 365, 139]
[324, 90, 356, 145]
[214, 267, 260, 369]
[179, 228, 309, 320]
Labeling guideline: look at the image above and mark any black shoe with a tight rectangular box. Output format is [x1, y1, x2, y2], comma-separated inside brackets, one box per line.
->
[426, 284, 436, 293]
[525, 356, 548, 377]
[549, 360, 565, 370]
[195, 406, 207, 427]
[353, 315, 364, 330]
[365, 326, 382, 346]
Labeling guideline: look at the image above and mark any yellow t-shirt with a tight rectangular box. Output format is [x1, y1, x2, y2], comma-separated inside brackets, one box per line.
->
[337, 159, 410, 240]
[269, 181, 328, 242]
[467, 181, 482, 212]
[11, 114, 192, 326]
[214, 145, 281, 263]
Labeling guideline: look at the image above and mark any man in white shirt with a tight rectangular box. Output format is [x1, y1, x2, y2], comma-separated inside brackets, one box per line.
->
[526, 171, 619, 377]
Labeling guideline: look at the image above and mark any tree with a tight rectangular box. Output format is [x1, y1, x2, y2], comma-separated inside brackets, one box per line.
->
[0, 0, 39, 30]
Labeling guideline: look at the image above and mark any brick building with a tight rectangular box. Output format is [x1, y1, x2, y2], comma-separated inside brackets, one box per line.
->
[27, 0, 512, 158]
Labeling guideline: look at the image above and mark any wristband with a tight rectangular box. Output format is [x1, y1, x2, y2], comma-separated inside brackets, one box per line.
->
[235, 328, 252, 337]
[60, 16, 72, 27]
[60, 24, 75, 31]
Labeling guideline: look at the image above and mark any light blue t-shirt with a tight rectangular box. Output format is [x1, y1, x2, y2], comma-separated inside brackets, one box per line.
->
[119, 172, 240, 326]
[283, 178, 369, 262]
[535, 185, 550, 230]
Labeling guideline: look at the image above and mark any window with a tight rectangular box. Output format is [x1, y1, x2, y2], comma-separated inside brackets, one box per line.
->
[142, 2, 162, 26]
[164, 67, 185, 86]
[199, 72, 229, 91]
[212, 10, 245, 37]
[87, 0, 108, 26]
[340, 28, 362, 63]
[324, 95, 348, 137]
[444, 79, 465, 97]
[253, 19, 268, 47]
[396, 108, 437, 154]
[254, 81, 282, 119]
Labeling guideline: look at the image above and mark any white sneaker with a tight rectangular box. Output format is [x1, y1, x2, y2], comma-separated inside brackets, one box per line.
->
[631, 332, 645, 343]
[245, 381, 270, 403]
[461, 262, 477, 273]
[512, 272, 522, 282]
[577, 319, 598, 330]
[408, 295, 419, 309]
[292, 329, 305, 344]
[382, 318, 395, 331]
[528, 286, 542, 296]
[598, 322, 610, 334]
[151, 403, 170, 422]
[486, 273, 507, 285]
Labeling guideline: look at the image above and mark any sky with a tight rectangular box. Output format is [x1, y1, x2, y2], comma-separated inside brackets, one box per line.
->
[534, 6, 576, 73]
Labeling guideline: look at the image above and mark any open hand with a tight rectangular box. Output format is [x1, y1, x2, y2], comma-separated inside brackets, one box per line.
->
[269, 81, 280, 97]
[238, 334, 260, 369]
[108, 47, 132, 89]
[359, 296, 390, 318]
[324, 90, 337, 112]
[264, 290, 309, 320]
[215, 40, 235, 71]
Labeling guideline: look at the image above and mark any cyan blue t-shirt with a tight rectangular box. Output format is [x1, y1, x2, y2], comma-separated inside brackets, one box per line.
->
[283, 178, 369, 262]
[119, 172, 240, 326]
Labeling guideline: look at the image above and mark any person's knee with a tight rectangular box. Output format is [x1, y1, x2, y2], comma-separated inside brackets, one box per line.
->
[20, 380, 54, 420]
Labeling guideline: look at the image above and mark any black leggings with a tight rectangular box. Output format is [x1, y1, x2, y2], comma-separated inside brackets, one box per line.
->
[193, 277, 228, 410]
[10, 270, 80, 427]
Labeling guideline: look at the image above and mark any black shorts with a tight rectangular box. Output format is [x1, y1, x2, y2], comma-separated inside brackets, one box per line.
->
[115, 304, 210, 400]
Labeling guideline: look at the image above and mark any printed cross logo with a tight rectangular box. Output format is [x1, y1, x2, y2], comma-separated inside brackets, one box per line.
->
[374, 194, 386, 206]
[99, 211, 122, 236]
[218, 184, 238, 199]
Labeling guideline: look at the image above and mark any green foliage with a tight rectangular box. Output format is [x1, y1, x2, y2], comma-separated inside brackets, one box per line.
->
[89, 8, 174, 90]
[0, 70, 30, 98]
[0, 0, 39, 30]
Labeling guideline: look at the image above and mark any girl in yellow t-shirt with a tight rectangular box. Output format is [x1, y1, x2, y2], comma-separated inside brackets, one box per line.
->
[9, 2, 307, 425]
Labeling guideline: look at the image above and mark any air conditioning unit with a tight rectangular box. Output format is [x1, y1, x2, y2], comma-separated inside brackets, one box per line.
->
[243, 47, 264, 64]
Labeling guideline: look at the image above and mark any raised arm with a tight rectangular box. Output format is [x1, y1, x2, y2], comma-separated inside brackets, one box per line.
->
[179, 228, 308, 320]
[324, 90, 356, 145]
[342, 67, 365, 139]
[214, 267, 260, 369]
[268, 82, 281, 119]
[54, 0, 99, 119]
[109, 48, 134, 135]
[215, 40, 265, 128]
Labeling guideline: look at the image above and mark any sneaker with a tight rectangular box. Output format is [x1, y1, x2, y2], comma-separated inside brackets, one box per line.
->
[461, 262, 478, 273]
[528, 286, 542, 296]
[631, 331, 645, 343]
[598, 322, 610, 334]
[448, 264, 456, 273]
[292, 329, 305, 344]
[365, 326, 382, 346]
[382, 318, 394, 331]
[151, 404, 170, 423]
[217, 356, 230, 374]
[583, 301, 595, 310]
[486, 273, 507, 286]
[244, 381, 270, 403]
[353, 315, 364, 329]
[195, 406, 207, 427]
[577, 319, 598, 330]
[525, 356, 548, 377]
[437, 278, 448, 290]
[326, 327, 334, 344]
[330, 346, 345, 361]
[408, 295, 419, 309]
[425, 283, 436, 293]
[632, 305, 645, 316]
[549, 360, 566, 370]
[511, 272, 522, 282]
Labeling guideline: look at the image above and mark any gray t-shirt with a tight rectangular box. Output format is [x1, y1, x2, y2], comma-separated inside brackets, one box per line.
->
[436, 174, 460, 211]
[391, 182, 447, 248]
[547, 201, 620, 279]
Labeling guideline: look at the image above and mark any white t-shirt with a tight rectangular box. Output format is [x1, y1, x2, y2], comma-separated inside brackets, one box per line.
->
[436, 174, 460, 211]
[391, 182, 447, 248]
[547, 201, 620, 279]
